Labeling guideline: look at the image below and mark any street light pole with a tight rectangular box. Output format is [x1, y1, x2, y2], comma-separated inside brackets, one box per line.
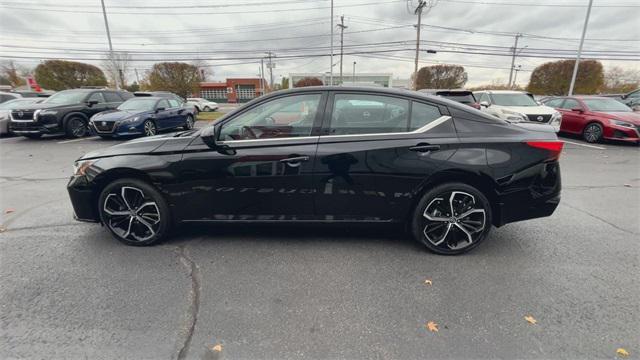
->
[338, 15, 348, 85]
[352, 61, 356, 84]
[100, 0, 119, 90]
[568, 0, 594, 96]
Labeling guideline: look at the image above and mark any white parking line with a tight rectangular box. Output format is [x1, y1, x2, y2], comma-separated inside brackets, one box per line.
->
[562, 140, 606, 150]
[57, 136, 100, 144]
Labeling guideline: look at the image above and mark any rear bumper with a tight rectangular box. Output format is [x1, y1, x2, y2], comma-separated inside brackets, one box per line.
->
[495, 193, 560, 226]
[67, 175, 100, 222]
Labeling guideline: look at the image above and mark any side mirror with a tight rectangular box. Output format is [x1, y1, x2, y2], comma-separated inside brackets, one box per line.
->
[87, 100, 99, 106]
[201, 125, 219, 149]
[480, 101, 490, 108]
[571, 107, 583, 112]
[155, 107, 166, 112]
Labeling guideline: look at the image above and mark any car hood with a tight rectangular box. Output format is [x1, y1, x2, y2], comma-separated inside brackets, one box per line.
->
[92, 109, 148, 121]
[12, 103, 77, 111]
[79, 133, 194, 160]
[493, 105, 556, 115]
[599, 111, 640, 124]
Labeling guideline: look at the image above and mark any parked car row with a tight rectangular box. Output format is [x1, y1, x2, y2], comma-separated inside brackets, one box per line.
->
[7, 89, 197, 139]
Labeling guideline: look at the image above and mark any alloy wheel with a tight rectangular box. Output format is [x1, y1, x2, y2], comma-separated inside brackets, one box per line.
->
[144, 121, 156, 136]
[584, 123, 602, 143]
[422, 191, 487, 251]
[185, 116, 194, 129]
[102, 186, 161, 242]
[70, 118, 87, 137]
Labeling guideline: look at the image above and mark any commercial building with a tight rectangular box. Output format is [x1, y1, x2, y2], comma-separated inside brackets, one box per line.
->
[199, 78, 267, 103]
[289, 73, 394, 88]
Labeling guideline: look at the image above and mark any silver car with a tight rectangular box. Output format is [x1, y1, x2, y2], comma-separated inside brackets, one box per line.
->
[0, 98, 44, 135]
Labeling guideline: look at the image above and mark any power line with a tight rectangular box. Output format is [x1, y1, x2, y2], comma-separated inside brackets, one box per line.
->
[438, 0, 640, 7]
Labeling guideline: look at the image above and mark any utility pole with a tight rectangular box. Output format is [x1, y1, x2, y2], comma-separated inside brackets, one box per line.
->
[260, 58, 265, 94]
[266, 52, 275, 91]
[568, 0, 594, 96]
[337, 15, 348, 85]
[507, 33, 522, 88]
[512, 65, 522, 88]
[134, 68, 140, 84]
[329, 0, 334, 86]
[100, 0, 119, 90]
[413, 0, 426, 90]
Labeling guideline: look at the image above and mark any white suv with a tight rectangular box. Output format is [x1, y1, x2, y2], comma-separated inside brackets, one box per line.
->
[186, 97, 219, 112]
[474, 90, 561, 132]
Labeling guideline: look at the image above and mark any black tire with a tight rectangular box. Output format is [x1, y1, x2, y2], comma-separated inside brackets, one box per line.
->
[583, 122, 603, 143]
[23, 133, 42, 139]
[98, 178, 171, 246]
[183, 115, 194, 130]
[64, 117, 88, 138]
[203, 106, 211, 112]
[143, 120, 157, 136]
[412, 182, 492, 255]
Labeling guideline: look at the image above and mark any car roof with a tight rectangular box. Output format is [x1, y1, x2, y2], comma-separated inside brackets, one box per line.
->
[269, 85, 455, 105]
[475, 90, 528, 94]
[126, 96, 163, 101]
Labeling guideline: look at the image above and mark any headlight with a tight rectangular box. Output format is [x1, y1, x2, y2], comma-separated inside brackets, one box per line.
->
[73, 160, 94, 176]
[122, 116, 140, 123]
[501, 109, 527, 122]
[611, 119, 634, 128]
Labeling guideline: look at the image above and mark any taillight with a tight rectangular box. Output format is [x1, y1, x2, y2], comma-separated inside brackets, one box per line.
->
[526, 141, 564, 160]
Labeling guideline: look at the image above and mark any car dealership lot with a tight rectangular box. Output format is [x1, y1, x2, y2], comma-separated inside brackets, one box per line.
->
[0, 135, 638, 359]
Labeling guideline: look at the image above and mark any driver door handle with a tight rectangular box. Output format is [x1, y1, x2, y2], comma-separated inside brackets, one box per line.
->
[409, 144, 440, 153]
[280, 156, 310, 163]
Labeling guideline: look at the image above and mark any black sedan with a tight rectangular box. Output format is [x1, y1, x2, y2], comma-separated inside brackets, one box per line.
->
[67, 87, 563, 255]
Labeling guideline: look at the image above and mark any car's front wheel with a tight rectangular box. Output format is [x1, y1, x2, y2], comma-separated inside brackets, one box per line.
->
[203, 106, 211, 112]
[183, 115, 194, 130]
[65, 117, 88, 138]
[583, 122, 603, 143]
[143, 120, 156, 136]
[98, 179, 170, 246]
[412, 183, 492, 255]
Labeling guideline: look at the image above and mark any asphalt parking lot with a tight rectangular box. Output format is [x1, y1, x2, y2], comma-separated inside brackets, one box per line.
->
[1, 131, 638, 359]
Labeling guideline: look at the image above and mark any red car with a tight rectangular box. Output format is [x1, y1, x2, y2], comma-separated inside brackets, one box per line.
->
[543, 96, 640, 144]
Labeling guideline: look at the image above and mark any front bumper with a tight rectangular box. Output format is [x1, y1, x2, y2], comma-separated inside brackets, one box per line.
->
[603, 124, 640, 143]
[89, 121, 144, 138]
[9, 121, 61, 135]
[67, 175, 100, 222]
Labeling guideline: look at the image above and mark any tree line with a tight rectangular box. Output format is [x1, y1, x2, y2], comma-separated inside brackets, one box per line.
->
[1, 58, 637, 96]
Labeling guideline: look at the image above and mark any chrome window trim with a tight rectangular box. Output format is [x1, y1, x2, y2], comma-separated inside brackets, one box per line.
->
[216, 116, 452, 144]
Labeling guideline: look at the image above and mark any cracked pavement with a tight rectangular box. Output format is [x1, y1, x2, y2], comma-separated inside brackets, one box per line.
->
[1, 134, 638, 359]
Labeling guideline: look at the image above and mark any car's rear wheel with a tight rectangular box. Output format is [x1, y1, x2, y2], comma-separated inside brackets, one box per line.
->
[204, 106, 211, 112]
[98, 178, 170, 246]
[583, 122, 603, 143]
[65, 117, 88, 138]
[143, 120, 156, 136]
[412, 183, 492, 255]
[183, 115, 194, 130]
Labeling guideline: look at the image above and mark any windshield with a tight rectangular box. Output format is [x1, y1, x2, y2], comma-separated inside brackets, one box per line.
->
[491, 93, 538, 106]
[118, 98, 157, 111]
[0, 99, 40, 109]
[582, 98, 631, 112]
[43, 91, 88, 105]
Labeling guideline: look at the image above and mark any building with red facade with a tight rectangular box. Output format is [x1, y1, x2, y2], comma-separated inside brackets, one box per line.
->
[198, 78, 267, 103]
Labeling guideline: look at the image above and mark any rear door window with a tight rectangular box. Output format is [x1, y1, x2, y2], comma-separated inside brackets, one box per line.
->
[87, 92, 106, 103]
[168, 99, 181, 108]
[328, 93, 409, 135]
[103, 92, 122, 103]
[410, 102, 443, 130]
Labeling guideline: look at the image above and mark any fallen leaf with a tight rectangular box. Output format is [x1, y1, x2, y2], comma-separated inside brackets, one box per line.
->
[524, 315, 537, 325]
[426, 321, 439, 332]
[212, 344, 223, 352]
[624, 184, 632, 187]
[0, 226, 6, 233]
[4, 208, 15, 214]
[616, 348, 629, 357]
[424, 279, 432, 286]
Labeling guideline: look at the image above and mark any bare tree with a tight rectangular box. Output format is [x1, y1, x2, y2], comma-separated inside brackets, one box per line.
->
[191, 59, 212, 82]
[603, 66, 639, 93]
[102, 52, 131, 88]
[0, 60, 27, 87]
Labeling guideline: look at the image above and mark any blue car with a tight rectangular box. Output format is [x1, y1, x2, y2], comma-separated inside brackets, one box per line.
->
[89, 97, 195, 138]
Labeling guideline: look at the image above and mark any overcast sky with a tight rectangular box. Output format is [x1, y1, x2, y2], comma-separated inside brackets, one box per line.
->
[0, 0, 638, 87]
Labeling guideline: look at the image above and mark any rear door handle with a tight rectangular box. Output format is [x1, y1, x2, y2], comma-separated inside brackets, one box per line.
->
[409, 144, 441, 153]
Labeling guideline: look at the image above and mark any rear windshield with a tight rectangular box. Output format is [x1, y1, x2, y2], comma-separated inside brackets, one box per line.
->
[118, 98, 157, 111]
[438, 93, 476, 104]
[582, 98, 631, 112]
